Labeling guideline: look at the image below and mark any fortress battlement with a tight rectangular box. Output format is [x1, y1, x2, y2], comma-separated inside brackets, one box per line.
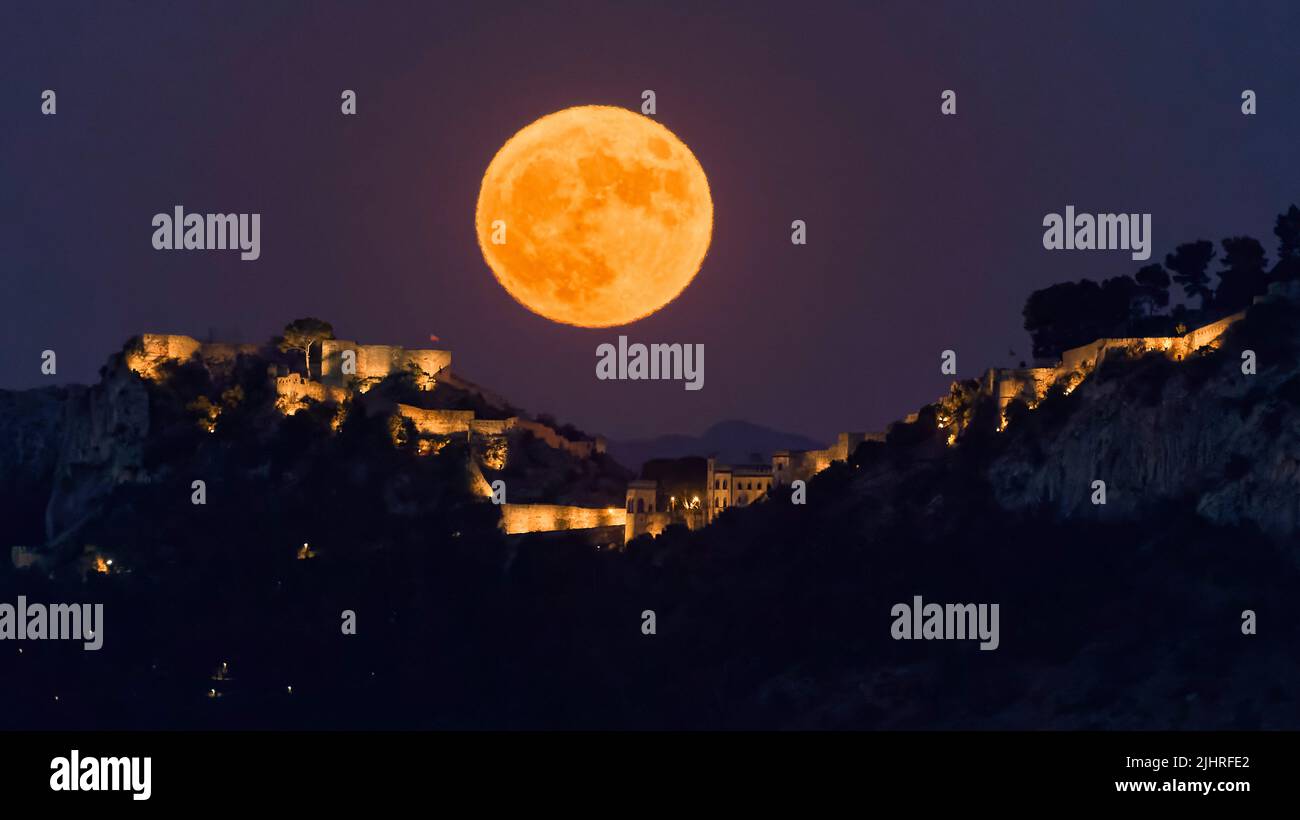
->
[125, 333, 259, 381]
[320, 340, 451, 390]
[984, 308, 1248, 415]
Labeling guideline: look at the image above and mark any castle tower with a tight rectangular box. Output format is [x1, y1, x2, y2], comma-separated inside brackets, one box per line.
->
[772, 451, 792, 486]
[625, 480, 660, 543]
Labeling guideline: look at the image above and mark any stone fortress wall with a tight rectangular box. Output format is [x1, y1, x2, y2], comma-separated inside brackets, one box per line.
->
[134, 308, 1259, 548]
[625, 300, 1273, 543]
[466, 461, 623, 537]
[770, 431, 884, 493]
[126, 334, 202, 375]
[390, 406, 604, 457]
[125, 333, 259, 381]
[397, 405, 477, 435]
[275, 373, 349, 414]
[986, 308, 1249, 414]
[123, 332, 621, 538]
[129, 307, 1260, 550]
[499, 503, 626, 535]
[319, 340, 452, 390]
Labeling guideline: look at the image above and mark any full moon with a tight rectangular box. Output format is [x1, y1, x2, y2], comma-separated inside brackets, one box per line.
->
[475, 105, 713, 327]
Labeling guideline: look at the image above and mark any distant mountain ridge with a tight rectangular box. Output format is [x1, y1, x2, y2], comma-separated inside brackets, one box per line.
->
[608, 419, 825, 472]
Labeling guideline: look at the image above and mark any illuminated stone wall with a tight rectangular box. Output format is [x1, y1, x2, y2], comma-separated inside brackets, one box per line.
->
[771, 432, 882, 490]
[499, 503, 627, 535]
[469, 418, 516, 436]
[126, 334, 263, 382]
[982, 310, 1249, 415]
[986, 366, 1059, 411]
[1180, 310, 1245, 354]
[393, 407, 602, 471]
[1057, 309, 1245, 376]
[275, 374, 349, 414]
[125, 334, 203, 379]
[626, 511, 671, 542]
[396, 405, 475, 436]
[319, 340, 451, 388]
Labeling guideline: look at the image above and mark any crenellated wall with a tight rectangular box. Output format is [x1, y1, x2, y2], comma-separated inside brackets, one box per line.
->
[984, 366, 1059, 412]
[275, 374, 349, 414]
[126, 334, 260, 381]
[499, 503, 627, 534]
[125, 334, 203, 379]
[468, 418, 516, 436]
[319, 340, 451, 389]
[987, 309, 1249, 413]
[123, 332, 621, 539]
[396, 405, 475, 436]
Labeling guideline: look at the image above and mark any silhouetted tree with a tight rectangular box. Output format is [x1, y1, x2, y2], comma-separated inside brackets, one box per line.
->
[1276, 204, 1300, 259]
[1024, 282, 1090, 359]
[1134, 264, 1171, 315]
[277, 318, 335, 377]
[1272, 204, 1300, 282]
[1023, 277, 1137, 359]
[1215, 236, 1269, 311]
[1165, 240, 1216, 308]
[1100, 275, 1141, 322]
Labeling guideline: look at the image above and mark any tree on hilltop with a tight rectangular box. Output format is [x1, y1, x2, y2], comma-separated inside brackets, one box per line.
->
[278, 318, 335, 377]
[1134, 264, 1170, 315]
[1165, 240, 1216, 308]
[1272, 204, 1300, 282]
[1276, 204, 1300, 259]
[1215, 236, 1269, 311]
[1022, 276, 1139, 360]
[1023, 281, 1094, 359]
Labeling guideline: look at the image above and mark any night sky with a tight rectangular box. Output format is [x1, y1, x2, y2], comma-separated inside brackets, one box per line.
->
[3, 1, 1298, 442]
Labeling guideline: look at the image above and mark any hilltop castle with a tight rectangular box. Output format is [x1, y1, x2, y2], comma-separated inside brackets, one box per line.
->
[125, 333, 618, 539]
[623, 283, 1300, 545]
[120, 283, 1293, 550]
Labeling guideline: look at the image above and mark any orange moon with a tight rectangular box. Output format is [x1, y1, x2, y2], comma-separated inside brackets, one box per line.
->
[475, 105, 713, 327]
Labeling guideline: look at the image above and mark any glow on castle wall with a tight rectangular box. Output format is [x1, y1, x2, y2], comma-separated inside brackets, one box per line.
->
[126, 334, 259, 381]
[319, 340, 451, 389]
[979, 309, 1248, 433]
[397, 405, 475, 435]
[499, 504, 627, 535]
[125, 334, 203, 380]
[275, 374, 349, 415]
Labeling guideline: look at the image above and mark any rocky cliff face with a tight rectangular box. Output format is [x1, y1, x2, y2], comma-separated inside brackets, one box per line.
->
[0, 354, 151, 548]
[44, 357, 151, 544]
[0, 385, 70, 545]
[987, 303, 1300, 535]
[0, 339, 628, 555]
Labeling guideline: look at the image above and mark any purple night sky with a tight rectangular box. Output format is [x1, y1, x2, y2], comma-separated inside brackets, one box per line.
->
[3, 1, 1298, 441]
